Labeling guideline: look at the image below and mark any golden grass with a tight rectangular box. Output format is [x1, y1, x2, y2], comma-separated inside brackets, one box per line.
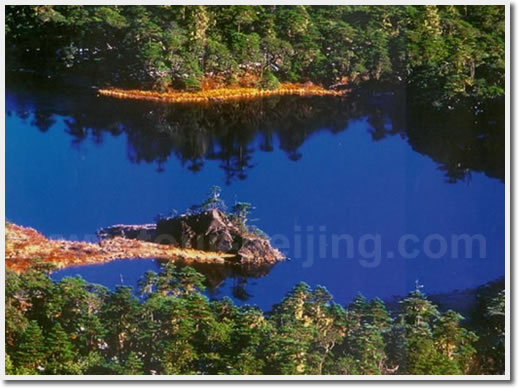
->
[98, 83, 345, 104]
[5, 222, 235, 273]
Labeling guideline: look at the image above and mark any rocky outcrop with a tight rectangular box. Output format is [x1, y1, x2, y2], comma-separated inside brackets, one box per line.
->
[98, 208, 284, 265]
[235, 235, 284, 265]
[156, 209, 236, 251]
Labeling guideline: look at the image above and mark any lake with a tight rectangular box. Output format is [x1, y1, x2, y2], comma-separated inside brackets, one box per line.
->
[6, 74, 505, 311]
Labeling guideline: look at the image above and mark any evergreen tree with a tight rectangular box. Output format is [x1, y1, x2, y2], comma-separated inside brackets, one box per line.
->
[13, 320, 46, 374]
[433, 311, 478, 374]
[45, 322, 79, 374]
[398, 285, 441, 374]
[123, 351, 144, 375]
[479, 290, 505, 374]
[4, 263, 505, 375]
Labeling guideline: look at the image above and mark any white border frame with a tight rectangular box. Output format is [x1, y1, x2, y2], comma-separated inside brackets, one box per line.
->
[0, 0, 511, 381]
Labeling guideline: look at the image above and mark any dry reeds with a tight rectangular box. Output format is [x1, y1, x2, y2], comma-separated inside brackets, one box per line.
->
[5, 222, 235, 273]
[98, 83, 345, 104]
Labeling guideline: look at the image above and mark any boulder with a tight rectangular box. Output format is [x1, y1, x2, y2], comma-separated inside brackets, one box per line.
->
[237, 235, 285, 264]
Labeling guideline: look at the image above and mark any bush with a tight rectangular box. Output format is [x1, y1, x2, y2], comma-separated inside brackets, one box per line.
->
[182, 76, 202, 92]
[259, 70, 280, 90]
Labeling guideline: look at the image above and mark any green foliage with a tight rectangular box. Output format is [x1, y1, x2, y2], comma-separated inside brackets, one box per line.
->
[474, 290, 505, 374]
[45, 322, 80, 374]
[197, 185, 226, 213]
[5, 5, 505, 105]
[260, 70, 280, 90]
[123, 352, 144, 375]
[5, 353, 14, 375]
[5, 266, 502, 375]
[181, 76, 202, 92]
[230, 202, 253, 232]
[13, 321, 46, 374]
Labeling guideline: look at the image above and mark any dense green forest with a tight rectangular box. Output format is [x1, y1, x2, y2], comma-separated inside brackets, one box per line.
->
[6, 263, 504, 375]
[6, 5, 505, 106]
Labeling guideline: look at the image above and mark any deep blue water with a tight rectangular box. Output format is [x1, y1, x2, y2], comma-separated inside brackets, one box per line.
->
[6, 75, 505, 310]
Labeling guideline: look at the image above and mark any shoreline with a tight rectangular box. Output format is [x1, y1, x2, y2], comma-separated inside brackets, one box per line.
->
[98, 83, 346, 104]
[5, 222, 236, 273]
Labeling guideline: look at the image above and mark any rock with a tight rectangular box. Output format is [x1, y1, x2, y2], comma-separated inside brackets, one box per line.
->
[97, 224, 158, 241]
[238, 235, 285, 265]
[98, 209, 284, 265]
[179, 220, 196, 248]
[157, 209, 240, 252]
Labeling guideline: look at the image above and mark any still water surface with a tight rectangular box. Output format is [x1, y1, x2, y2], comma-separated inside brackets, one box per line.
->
[6, 75, 504, 310]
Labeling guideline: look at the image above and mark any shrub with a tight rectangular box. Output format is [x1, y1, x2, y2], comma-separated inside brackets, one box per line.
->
[260, 70, 280, 90]
[183, 76, 202, 92]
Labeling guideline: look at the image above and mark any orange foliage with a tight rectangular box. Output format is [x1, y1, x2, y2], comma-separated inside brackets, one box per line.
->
[5, 222, 235, 273]
[98, 82, 345, 104]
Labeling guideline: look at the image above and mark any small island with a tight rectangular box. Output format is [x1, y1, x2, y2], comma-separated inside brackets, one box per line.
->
[6, 187, 284, 273]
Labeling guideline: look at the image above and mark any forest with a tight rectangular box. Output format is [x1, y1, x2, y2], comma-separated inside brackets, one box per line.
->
[6, 5, 505, 107]
[6, 263, 504, 375]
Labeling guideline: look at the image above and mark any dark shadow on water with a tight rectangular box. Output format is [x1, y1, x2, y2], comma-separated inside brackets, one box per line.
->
[51, 258, 275, 303]
[6, 73, 504, 184]
[170, 259, 275, 302]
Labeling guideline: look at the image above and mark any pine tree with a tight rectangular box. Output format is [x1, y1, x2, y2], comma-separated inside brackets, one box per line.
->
[478, 290, 505, 374]
[138, 270, 158, 296]
[367, 297, 392, 329]
[13, 320, 46, 373]
[175, 267, 206, 296]
[124, 351, 144, 375]
[433, 310, 478, 374]
[348, 293, 369, 329]
[45, 322, 77, 374]
[398, 285, 441, 374]
[399, 287, 439, 334]
[266, 282, 314, 374]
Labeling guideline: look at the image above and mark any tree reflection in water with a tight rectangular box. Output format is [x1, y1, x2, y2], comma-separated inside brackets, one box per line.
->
[7, 74, 504, 185]
[161, 259, 274, 302]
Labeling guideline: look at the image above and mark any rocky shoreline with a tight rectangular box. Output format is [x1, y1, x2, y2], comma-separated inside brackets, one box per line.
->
[6, 209, 284, 273]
